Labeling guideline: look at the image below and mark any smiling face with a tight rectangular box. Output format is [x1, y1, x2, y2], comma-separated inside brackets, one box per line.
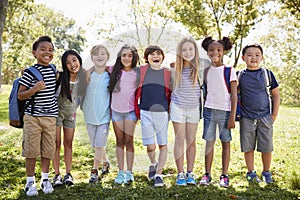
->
[121, 48, 133, 69]
[32, 41, 54, 66]
[147, 50, 164, 69]
[181, 41, 196, 63]
[207, 41, 224, 66]
[91, 48, 109, 68]
[242, 47, 263, 70]
[66, 54, 80, 76]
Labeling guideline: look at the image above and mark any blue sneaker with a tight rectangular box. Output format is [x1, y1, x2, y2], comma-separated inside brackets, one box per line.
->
[124, 170, 134, 184]
[262, 171, 273, 184]
[114, 170, 125, 185]
[186, 172, 197, 185]
[219, 174, 230, 188]
[246, 171, 261, 183]
[176, 173, 187, 186]
[154, 174, 164, 187]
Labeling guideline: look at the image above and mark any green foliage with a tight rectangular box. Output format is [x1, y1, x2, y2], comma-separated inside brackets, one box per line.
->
[0, 85, 299, 199]
[278, 0, 300, 19]
[2, 1, 86, 84]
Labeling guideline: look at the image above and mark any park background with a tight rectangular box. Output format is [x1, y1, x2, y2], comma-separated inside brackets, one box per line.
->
[0, 0, 299, 199]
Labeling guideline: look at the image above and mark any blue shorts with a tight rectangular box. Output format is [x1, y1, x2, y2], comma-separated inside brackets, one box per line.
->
[170, 102, 200, 123]
[203, 107, 231, 142]
[240, 115, 273, 153]
[140, 110, 169, 146]
[86, 123, 109, 147]
[112, 110, 137, 122]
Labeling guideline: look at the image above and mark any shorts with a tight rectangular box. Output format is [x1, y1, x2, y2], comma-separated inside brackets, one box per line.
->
[112, 110, 137, 122]
[86, 123, 110, 147]
[203, 107, 232, 142]
[22, 114, 56, 159]
[56, 106, 76, 128]
[170, 102, 200, 123]
[140, 110, 169, 146]
[240, 115, 273, 152]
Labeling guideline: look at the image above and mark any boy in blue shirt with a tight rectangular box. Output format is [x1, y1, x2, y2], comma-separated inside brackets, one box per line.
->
[239, 43, 280, 184]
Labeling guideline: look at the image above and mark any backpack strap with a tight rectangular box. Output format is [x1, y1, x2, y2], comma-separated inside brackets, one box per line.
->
[224, 66, 231, 93]
[261, 68, 272, 114]
[163, 68, 172, 111]
[134, 64, 149, 119]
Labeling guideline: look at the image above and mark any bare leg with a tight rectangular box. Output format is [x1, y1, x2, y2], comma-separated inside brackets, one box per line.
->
[173, 122, 185, 173]
[262, 152, 272, 172]
[113, 121, 125, 171]
[157, 144, 167, 174]
[53, 126, 62, 175]
[221, 141, 230, 174]
[244, 151, 255, 172]
[63, 127, 75, 174]
[26, 158, 36, 177]
[186, 123, 198, 172]
[204, 140, 215, 174]
[124, 119, 136, 172]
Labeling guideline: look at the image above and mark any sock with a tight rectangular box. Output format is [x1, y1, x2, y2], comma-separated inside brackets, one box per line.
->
[41, 172, 49, 181]
[27, 176, 35, 184]
[151, 162, 157, 166]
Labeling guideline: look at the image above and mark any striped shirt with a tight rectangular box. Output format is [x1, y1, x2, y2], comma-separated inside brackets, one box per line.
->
[171, 66, 200, 108]
[19, 64, 58, 117]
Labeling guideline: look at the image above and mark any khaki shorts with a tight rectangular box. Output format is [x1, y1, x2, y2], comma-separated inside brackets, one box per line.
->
[22, 114, 56, 159]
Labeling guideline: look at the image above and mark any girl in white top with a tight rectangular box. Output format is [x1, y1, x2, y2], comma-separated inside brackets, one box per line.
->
[199, 36, 237, 188]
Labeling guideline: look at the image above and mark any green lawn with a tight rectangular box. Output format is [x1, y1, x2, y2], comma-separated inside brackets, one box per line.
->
[0, 84, 299, 199]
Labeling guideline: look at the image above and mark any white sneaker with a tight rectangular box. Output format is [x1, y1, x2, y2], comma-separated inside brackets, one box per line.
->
[24, 181, 38, 196]
[40, 179, 54, 194]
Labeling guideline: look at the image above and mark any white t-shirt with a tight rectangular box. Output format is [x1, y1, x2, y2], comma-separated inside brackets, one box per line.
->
[204, 65, 237, 111]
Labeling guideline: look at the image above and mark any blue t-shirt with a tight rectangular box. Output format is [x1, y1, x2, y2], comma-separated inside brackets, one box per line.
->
[82, 71, 110, 125]
[139, 67, 168, 112]
[239, 68, 279, 119]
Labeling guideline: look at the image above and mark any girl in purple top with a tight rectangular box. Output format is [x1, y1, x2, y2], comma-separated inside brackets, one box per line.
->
[108, 44, 139, 185]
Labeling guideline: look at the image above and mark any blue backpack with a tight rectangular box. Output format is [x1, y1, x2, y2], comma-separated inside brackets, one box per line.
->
[9, 65, 56, 128]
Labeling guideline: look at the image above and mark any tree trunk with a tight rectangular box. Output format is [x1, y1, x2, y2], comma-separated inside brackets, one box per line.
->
[0, 0, 8, 90]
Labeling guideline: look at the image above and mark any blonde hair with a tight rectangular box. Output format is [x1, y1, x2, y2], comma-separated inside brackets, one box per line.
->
[175, 37, 200, 88]
[90, 44, 110, 60]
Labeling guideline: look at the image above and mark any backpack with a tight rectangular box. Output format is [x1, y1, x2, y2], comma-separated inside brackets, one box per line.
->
[9, 65, 56, 128]
[134, 64, 172, 119]
[235, 68, 272, 121]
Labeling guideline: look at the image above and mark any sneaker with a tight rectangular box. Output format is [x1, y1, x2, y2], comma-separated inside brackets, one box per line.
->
[219, 174, 230, 188]
[114, 170, 125, 185]
[154, 174, 164, 187]
[176, 172, 187, 186]
[63, 173, 74, 186]
[148, 163, 158, 180]
[124, 170, 134, 184]
[53, 174, 63, 187]
[40, 179, 54, 194]
[89, 169, 98, 183]
[199, 173, 211, 186]
[262, 171, 273, 184]
[186, 172, 197, 185]
[102, 161, 110, 175]
[24, 181, 38, 196]
[246, 171, 261, 183]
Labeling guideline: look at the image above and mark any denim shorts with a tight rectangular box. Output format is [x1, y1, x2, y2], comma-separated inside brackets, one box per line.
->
[203, 107, 231, 142]
[240, 115, 273, 153]
[170, 102, 200, 123]
[112, 110, 137, 122]
[86, 123, 109, 147]
[140, 110, 169, 146]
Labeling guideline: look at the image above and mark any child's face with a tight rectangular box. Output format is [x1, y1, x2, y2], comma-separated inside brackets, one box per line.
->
[242, 47, 263, 69]
[121, 48, 133, 69]
[92, 48, 108, 67]
[181, 41, 195, 62]
[32, 41, 54, 66]
[147, 50, 163, 69]
[207, 42, 224, 66]
[66, 54, 80, 76]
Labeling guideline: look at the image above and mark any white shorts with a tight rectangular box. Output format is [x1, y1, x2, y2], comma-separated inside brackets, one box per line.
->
[170, 102, 200, 123]
[86, 123, 109, 147]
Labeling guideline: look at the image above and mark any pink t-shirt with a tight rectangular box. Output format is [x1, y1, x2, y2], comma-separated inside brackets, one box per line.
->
[110, 67, 137, 113]
[204, 65, 237, 111]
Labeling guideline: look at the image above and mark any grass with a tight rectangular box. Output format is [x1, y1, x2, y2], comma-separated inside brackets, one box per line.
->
[0, 84, 299, 199]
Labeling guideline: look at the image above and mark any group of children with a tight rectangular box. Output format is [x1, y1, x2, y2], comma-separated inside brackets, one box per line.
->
[18, 35, 279, 196]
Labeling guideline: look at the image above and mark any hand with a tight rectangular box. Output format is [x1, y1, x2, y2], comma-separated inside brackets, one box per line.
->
[34, 80, 46, 92]
[227, 117, 235, 129]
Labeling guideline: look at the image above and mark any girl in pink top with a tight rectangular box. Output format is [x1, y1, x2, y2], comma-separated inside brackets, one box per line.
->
[108, 44, 140, 185]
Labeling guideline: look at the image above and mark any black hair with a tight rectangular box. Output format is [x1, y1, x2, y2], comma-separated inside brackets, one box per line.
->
[109, 44, 139, 93]
[201, 36, 232, 52]
[144, 45, 165, 63]
[242, 43, 263, 55]
[32, 36, 54, 51]
[60, 49, 87, 102]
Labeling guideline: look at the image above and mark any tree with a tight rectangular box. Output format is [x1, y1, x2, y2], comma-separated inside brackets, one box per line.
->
[279, 0, 300, 19]
[164, 0, 268, 68]
[2, 2, 86, 84]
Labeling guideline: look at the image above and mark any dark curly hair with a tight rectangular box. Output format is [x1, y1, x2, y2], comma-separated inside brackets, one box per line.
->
[201, 36, 233, 52]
